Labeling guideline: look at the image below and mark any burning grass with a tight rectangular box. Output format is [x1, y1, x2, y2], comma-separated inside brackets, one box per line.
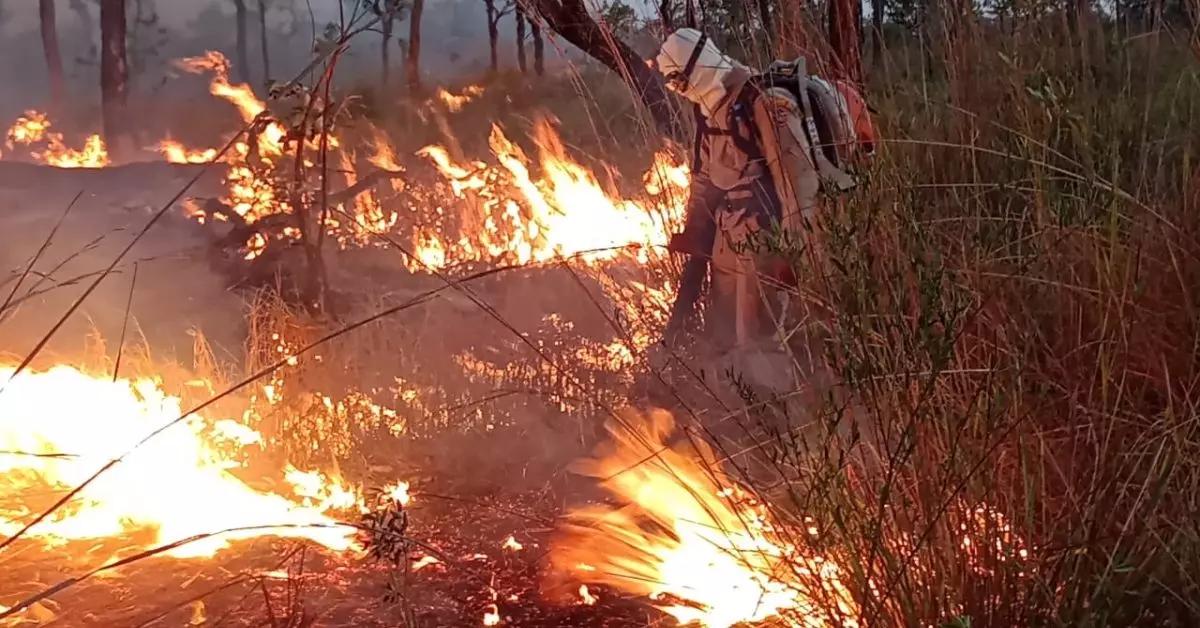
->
[1, 12, 1199, 628]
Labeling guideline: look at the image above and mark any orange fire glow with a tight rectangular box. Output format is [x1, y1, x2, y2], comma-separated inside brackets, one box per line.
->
[435, 85, 485, 112]
[159, 139, 218, 164]
[4, 111, 110, 168]
[0, 363, 408, 559]
[550, 409, 859, 628]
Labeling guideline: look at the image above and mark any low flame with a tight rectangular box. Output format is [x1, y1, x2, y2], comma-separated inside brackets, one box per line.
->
[159, 139, 218, 164]
[0, 364, 406, 559]
[435, 85, 485, 112]
[550, 409, 859, 628]
[5, 111, 109, 168]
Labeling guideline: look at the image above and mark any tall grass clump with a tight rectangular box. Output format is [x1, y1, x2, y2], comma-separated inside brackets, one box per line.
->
[729, 15, 1200, 627]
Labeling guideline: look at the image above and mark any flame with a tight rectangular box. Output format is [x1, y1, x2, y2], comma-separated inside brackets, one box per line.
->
[550, 409, 859, 628]
[415, 119, 686, 269]
[159, 139, 218, 164]
[5, 111, 109, 168]
[0, 364, 406, 559]
[435, 85, 485, 112]
[2, 52, 691, 367]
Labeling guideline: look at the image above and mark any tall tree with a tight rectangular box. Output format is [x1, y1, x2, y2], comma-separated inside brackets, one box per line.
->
[531, 13, 544, 76]
[232, 0, 251, 84]
[515, 7, 528, 73]
[257, 0, 271, 80]
[529, 0, 678, 133]
[658, 0, 674, 32]
[828, 0, 863, 83]
[406, 0, 423, 89]
[370, 0, 405, 87]
[99, 0, 128, 147]
[483, 0, 514, 74]
[870, 0, 884, 60]
[39, 0, 65, 109]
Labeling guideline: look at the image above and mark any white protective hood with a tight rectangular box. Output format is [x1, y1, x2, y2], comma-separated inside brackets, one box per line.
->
[655, 29, 743, 118]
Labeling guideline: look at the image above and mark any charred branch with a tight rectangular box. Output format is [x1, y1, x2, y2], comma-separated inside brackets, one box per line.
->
[525, 0, 681, 136]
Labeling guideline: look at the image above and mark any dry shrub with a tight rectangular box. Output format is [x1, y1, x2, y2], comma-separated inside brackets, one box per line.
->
[728, 16, 1200, 626]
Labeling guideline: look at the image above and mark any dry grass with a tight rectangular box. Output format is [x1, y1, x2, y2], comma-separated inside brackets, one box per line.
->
[4, 9, 1199, 627]
[714, 18, 1200, 627]
[248, 15, 1200, 625]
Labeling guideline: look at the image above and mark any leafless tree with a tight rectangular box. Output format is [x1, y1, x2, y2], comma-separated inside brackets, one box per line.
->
[483, 0, 515, 74]
[527, 0, 676, 131]
[232, 0, 251, 84]
[100, 0, 128, 147]
[406, 0, 423, 90]
[258, 0, 272, 80]
[39, 0, 65, 108]
[369, 0, 406, 87]
[515, 6, 527, 73]
[531, 12, 544, 76]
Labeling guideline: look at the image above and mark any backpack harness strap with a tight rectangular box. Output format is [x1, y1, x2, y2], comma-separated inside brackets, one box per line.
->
[735, 71, 857, 193]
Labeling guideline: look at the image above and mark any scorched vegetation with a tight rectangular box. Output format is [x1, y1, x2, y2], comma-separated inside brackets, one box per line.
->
[0, 1, 1198, 627]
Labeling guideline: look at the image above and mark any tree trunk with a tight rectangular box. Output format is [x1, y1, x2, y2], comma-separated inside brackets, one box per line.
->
[406, 0, 424, 90]
[99, 0, 128, 147]
[485, 0, 500, 75]
[39, 0, 65, 109]
[828, 0, 863, 84]
[532, 18, 545, 76]
[233, 0, 251, 84]
[516, 9, 527, 73]
[381, 16, 393, 86]
[871, 0, 884, 61]
[658, 0, 674, 33]
[258, 0, 271, 81]
[531, 0, 679, 135]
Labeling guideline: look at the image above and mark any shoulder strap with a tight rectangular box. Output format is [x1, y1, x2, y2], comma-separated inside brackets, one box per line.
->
[691, 110, 706, 172]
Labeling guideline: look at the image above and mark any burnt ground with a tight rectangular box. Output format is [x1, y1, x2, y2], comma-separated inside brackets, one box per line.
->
[0, 474, 675, 628]
[0, 162, 715, 627]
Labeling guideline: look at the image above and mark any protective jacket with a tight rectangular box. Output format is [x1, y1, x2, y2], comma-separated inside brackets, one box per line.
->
[656, 29, 873, 349]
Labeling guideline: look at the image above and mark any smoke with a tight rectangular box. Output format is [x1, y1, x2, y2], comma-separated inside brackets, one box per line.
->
[0, 0, 590, 122]
[0, 162, 246, 370]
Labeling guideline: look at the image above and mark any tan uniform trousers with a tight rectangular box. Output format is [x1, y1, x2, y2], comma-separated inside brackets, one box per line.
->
[709, 204, 780, 352]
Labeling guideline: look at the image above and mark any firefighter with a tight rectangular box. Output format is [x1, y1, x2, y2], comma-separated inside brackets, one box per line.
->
[653, 28, 875, 378]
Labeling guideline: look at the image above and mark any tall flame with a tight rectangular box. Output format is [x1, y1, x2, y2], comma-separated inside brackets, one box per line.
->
[550, 409, 859, 628]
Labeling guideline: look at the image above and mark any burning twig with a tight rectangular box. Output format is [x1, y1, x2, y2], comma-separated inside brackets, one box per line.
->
[325, 167, 406, 206]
